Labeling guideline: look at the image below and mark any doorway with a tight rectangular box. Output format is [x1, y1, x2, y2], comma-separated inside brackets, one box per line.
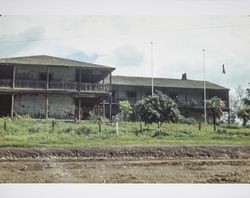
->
[0, 94, 12, 117]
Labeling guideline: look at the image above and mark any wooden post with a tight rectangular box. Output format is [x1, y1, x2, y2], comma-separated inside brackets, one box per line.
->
[11, 94, 15, 119]
[78, 69, 82, 92]
[140, 87, 142, 100]
[45, 95, 49, 119]
[12, 65, 16, 88]
[46, 66, 49, 90]
[109, 72, 112, 121]
[97, 104, 100, 116]
[102, 101, 105, 118]
[78, 98, 81, 120]
[116, 85, 119, 103]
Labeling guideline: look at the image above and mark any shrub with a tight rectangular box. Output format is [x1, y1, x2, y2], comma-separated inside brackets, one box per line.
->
[152, 129, 169, 137]
[28, 127, 40, 133]
[75, 126, 91, 135]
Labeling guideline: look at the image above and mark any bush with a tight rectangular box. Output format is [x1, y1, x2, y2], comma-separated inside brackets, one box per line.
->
[152, 129, 169, 137]
[75, 126, 91, 135]
[220, 124, 240, 129]
[28, 127, 40, 133]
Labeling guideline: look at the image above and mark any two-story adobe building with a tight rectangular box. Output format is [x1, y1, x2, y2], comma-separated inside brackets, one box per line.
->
[0, 55, 115, 119]
[0, 55, 230, 121]
[107, 74, 230, 121]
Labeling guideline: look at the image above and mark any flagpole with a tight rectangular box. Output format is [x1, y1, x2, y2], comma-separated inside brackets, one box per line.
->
[203, 49, 207, 124]
[151, 41, 154, 96]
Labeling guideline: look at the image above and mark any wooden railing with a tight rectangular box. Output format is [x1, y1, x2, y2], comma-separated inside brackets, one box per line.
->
[0, 79, 110, 93]
[0, 79, 12, 88]
[15, 79, 46, 89]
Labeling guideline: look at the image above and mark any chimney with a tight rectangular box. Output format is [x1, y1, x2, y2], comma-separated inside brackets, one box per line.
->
[182, 73, 187, 80]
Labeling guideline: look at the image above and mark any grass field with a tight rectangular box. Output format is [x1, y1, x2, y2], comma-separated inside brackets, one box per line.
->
[0, 118, 250, 147]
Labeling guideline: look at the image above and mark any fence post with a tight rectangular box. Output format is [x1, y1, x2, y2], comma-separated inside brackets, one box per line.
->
[4, 118, 7, 131]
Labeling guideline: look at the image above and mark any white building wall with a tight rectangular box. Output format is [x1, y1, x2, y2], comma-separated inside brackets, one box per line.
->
[48, 95, 75, 119]
[14, 94, 46, 117]
[14, 94, 76, 119]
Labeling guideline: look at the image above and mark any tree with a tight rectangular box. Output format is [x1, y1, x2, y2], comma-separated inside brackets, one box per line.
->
[118, 100, 133, 121]
[135, 91, 181, 128]
[243, 83, 250, 105]
[237, 105, 250, 127]
[206, 97, 225, 131]
[89, 107, 107, 133]
[230, 84, 250, 123]
[230, 86, 245, 121]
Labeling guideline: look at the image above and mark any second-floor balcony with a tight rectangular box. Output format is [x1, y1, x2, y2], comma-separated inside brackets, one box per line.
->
[0, 79, 110, 93]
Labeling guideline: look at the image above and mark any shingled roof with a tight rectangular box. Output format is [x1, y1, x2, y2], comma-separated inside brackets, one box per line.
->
[111, 75, 228, 90]
[0, 55, 115, 70]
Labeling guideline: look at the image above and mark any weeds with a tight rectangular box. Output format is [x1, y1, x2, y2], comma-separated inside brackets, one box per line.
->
[0, 118, 249, 147]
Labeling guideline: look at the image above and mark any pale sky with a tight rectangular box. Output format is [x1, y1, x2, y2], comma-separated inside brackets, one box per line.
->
[0, 1, 250, 94]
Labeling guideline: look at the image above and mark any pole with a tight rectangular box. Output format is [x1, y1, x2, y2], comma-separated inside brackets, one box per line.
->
[151, 41, 154, 96]
[203, 49, 207, 124]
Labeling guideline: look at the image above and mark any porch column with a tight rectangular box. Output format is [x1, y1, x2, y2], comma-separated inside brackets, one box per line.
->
[12, 65, 16, 88]
[116, 85, 119, 103]
[45, 95, 49, 119]
[78, 69, 82, 92]
[102, 100, 105, 118]
[78, 98, 81, 120]
[11, 94, 15, 119]
[109, 72, 112, 121]
[228, 109, 231, 124]
[46, 66, 49, 90]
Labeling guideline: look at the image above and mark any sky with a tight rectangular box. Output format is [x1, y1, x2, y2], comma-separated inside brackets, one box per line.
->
[0, 1, 250, 95]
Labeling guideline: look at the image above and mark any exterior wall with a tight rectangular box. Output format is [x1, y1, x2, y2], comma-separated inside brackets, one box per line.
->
[15, 94, 46, 118]
[16, 65, 75, 81]
[14, 94, 75, 119]
[48, 95, 75, 119]
[113, 85, 205, 106]
[113, 85, 143, 104]
[16, 65, 46, 80]
[111, 85, 229, 111]
[49, 67, 75, 82]
[186, 89, 204, 106]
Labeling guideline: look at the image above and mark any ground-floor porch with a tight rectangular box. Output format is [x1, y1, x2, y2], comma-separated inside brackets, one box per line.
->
[0, 93, 110, 120]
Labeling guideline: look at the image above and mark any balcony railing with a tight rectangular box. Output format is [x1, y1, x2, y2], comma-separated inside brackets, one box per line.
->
[15, 79, 46, 89]
[0, 79, 12, 88]
[0, 79, 110, 93]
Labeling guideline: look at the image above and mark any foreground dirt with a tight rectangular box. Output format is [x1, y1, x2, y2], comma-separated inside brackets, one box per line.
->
[0, 146, 250, 183]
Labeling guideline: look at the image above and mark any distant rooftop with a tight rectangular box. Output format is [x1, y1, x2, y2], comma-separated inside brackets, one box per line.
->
[111, 75, 228, 90]
[0, 55, 115, 70]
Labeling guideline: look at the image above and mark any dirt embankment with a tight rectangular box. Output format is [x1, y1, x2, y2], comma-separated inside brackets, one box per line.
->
[0, 145, 249, 160]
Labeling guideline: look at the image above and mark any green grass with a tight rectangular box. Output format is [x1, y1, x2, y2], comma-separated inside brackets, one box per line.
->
[0, 118, 250, 147]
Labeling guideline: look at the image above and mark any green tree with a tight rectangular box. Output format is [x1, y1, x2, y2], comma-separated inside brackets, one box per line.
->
[89, 107, 107, 133]
[118, 100, 133, 121]
[243, 83, 250, 105]
[206, 97, 225, 131]
[135, 91, 181, 128]
[237, 105, 250, 127]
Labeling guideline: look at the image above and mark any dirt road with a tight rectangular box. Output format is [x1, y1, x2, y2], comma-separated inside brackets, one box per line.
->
[0, 146, 249, 183]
